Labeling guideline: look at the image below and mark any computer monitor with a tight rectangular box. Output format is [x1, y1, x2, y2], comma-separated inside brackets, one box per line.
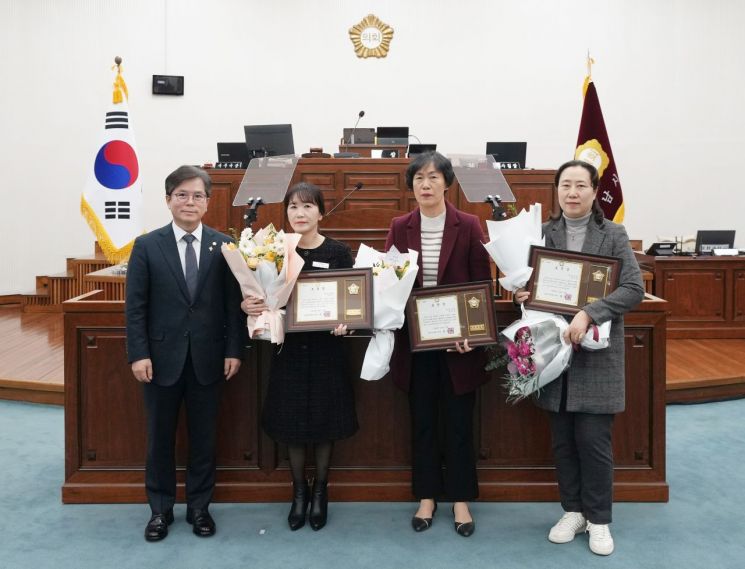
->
[376, 126, 409, 145]
[695, 230, 736, 254]
[216, 142, 250, 166]
[243, 124, 295, 157]
[407, 144, 437, 157]
[645, 242, 676, 256]
[342, 127, 375, 144]
[485, 142, 527, 168]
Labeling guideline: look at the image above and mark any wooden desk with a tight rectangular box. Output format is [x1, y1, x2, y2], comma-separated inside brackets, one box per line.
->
[338, 144, 408, 158]
[62, 291, 668, 504]
[203, 160, 557, 255]
[83, 266, 126, 300]
[636, 253, 745, 339]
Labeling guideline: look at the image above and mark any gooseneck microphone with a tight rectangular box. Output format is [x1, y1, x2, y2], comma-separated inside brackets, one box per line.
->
[326, 182, 364, 215]
[350, 110, 365, 144]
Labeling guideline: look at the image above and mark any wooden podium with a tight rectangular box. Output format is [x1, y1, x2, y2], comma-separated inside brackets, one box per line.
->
[62, 158, 669, 504]
[63, 296, 668, 504]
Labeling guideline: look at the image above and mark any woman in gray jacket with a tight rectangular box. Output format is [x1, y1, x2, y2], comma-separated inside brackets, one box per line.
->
[515, 160, 644, 556]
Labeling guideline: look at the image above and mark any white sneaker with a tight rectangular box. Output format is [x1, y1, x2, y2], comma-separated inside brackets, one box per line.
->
[587, 522, 614, 556]
[548, 512, 587, 543]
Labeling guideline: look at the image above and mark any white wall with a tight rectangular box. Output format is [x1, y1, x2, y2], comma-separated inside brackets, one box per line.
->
[1, 0, 744, 294]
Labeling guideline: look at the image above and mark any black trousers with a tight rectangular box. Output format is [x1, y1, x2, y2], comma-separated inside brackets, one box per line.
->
[143, 352, 221, 514]
[548, 410, 615, 524]
[409, 351, 478, 502]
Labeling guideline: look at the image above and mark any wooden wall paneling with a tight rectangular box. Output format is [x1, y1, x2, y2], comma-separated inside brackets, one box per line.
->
[735, 270, 745, 321]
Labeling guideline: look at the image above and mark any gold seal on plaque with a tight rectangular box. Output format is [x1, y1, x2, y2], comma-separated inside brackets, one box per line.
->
[467, 296, 481, 309]
[348, 14, 394, 59]
[347, 282, 360, 295]
[592, 269, 606, 282]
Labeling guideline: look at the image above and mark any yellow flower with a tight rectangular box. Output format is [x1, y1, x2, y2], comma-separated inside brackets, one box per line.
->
[247, 257, 260, 270]
[264, 251, 276, 262]
[225, 242, 237, 251]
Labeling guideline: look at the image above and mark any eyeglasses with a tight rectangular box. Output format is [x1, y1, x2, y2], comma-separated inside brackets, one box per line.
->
[171, 192, 208, 203]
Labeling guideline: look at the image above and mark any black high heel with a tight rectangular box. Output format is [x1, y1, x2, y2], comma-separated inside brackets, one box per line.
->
[452, 504, 475, 537]
[288, 480, 310, 531]
[411, 501, 438, 532]
[309, 479, 328, 531]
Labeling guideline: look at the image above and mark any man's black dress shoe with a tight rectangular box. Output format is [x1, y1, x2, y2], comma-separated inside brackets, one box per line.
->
[411, 501, 437, 532]
[453, 506, 475, 537]
[186, 508, 216, 537]
[288, 481, 310, 531]
[308, 479, 328, 531]
[144, 510, 174, 542]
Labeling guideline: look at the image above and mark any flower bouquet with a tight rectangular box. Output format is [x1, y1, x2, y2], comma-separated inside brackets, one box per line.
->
[222, 224, 304, 343]
[483, 203, 544, 293]
[353, 244, 419, 381]
[500, 308, 572, 402]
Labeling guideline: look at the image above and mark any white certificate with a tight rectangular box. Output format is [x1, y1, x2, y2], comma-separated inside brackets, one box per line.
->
[416, 295, 461, 341]
[296, 281, 338, 322]
[534, 258, 583, 306]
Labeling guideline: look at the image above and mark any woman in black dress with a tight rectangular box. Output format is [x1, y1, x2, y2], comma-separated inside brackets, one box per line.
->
[241, 182, 358, 531]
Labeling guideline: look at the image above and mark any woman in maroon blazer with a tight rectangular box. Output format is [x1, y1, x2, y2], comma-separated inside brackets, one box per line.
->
[385, 151, 492, 537]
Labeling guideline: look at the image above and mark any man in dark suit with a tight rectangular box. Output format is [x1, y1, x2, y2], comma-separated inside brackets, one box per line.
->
[126, 165, 244, 542]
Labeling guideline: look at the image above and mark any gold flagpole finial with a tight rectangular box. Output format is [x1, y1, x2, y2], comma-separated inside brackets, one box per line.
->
[111, 56, 128, 104]
[583, 50, 595, 97]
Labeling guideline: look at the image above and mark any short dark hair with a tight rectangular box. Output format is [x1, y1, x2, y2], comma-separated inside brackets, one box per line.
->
[406, 151, 455, 189]
[283, 181, 326, 215]
[551, 159, 604, 223]
[165, 165, 212, 197]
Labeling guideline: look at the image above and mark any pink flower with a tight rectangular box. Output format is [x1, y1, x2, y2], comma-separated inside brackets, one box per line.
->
[518, 342, 533, 357]
[507, 342, 519, 359]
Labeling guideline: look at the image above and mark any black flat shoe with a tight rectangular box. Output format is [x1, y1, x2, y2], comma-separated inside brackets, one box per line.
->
[411, 501, 437, 532]
[309, 479, 328, 531]
[452, 505, 475, 537]
[186, 508, 216, 537]
[144, 510, 174, 542]
[288, 481, 310, 531]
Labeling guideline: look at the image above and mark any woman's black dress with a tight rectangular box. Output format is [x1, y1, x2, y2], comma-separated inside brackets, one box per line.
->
[261, 237, 359, 444]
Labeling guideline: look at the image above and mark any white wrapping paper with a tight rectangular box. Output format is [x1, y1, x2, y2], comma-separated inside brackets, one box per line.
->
[354, 245, 419, 381]
[483, 203, 544, 292]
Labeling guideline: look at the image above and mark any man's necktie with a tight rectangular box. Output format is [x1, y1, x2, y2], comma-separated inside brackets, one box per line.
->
[183, 234, 198, 301]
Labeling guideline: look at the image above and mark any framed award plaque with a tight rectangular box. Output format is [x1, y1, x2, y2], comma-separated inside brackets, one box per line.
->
[525, 246, 622, 315]
[406, 281, 497, 352]
[286, 268, 374, 332]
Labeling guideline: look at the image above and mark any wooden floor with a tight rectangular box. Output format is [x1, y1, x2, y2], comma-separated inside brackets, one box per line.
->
[0, 304, 64, 405]
[0, 303, 743, 406]
[666, 338, 745, 403]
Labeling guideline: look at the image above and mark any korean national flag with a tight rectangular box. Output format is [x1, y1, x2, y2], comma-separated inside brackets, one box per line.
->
[81, 66, 143, 263]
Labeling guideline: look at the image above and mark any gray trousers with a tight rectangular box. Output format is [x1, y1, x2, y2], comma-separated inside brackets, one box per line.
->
[548, 410, 615, 524]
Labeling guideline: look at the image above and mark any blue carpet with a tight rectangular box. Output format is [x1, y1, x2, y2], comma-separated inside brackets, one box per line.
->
[1, 398, 744, 569]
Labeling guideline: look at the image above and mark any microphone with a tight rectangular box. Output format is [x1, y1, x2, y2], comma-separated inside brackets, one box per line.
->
[350, 110, 365, 144]
[326, 182, 363, 215]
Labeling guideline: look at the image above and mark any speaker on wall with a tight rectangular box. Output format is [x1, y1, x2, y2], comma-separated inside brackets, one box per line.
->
[152, 75, 184, 96]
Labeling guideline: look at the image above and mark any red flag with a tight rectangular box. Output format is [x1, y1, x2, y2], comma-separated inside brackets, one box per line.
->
[575, 77, 624, 222]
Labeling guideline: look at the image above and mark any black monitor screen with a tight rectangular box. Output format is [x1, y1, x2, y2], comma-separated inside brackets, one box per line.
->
[244, 124, 295, 157]
[376, 126, 409, 144]
[408, 144, 437, 156]
[486, 142, 527, 167]
[695, 230, 735, 254]
[217, 142, 249, 164]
